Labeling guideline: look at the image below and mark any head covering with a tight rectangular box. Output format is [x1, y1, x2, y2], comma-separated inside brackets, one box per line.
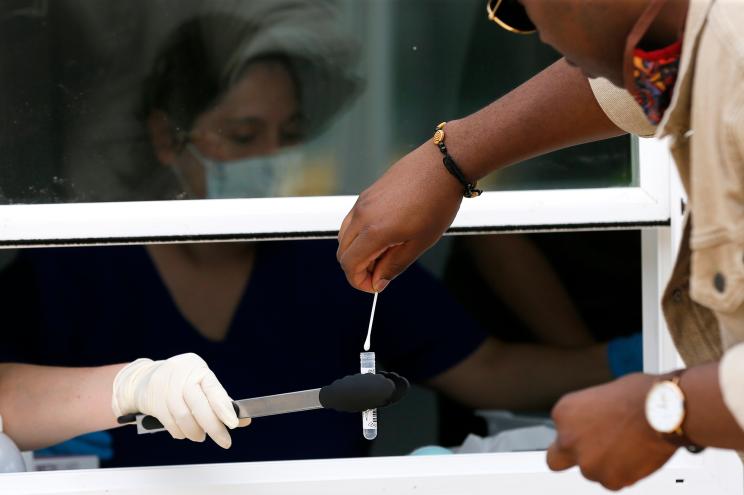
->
[63, 0, 362, 201]
[216, 0, 362, 136]
[155, 0, 362, 137]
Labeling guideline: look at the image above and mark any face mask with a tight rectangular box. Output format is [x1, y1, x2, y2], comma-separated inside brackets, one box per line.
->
[185, 145, 303, 199]
[630, 39, 682, 125]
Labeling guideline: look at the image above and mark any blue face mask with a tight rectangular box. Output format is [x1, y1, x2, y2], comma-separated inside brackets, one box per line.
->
[185, 145, 302, 199]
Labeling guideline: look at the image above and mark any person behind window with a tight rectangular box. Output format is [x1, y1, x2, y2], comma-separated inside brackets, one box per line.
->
[439, 232, 642, 446]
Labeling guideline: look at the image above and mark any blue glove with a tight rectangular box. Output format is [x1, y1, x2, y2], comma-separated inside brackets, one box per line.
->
[409, 445, 453, 456]
[606, 332, 643, 378]
[34, 431, 113, 461]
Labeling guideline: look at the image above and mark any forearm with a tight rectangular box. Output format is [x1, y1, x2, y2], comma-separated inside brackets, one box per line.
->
[680, 362, 744, 449]
[429, 339, 612, 411]
[466, 234, 593, 347]
[445, 58, 624, 182]
[0, 363, 125, 451]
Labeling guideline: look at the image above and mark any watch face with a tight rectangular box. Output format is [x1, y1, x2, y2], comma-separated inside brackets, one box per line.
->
[645, 381, 685, 433]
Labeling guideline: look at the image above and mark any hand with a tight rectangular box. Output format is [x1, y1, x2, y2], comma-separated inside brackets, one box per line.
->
[337, 141, 463, 293]
[112, 353, 248, 449]
[547, 373, 678, 491]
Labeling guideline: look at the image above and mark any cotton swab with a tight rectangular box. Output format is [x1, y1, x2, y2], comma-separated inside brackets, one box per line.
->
[363, 292, 378, 351]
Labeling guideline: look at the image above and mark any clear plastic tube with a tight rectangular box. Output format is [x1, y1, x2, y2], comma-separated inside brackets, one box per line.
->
[360, 352, 377, 440]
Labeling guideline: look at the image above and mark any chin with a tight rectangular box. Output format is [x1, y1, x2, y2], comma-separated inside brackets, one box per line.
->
[606, 74, 626, 89]
[585, 66, 625, 88]
[581, 69, 596, 79]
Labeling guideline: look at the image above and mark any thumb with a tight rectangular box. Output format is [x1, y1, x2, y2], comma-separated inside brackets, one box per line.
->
[371, 241, 425, 292]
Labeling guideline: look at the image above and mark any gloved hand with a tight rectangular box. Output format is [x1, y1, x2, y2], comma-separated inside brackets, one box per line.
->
[112, 353, 248, 449]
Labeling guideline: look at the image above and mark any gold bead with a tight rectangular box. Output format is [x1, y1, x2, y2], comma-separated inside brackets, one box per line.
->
[436, 122, 447, 130]
[433, 129, 445, 145]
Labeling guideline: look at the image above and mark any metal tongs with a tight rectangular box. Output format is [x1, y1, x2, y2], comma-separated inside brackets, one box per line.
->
[117, 371, 409, 434]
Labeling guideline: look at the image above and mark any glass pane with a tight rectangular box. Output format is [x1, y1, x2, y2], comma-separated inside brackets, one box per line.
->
[388, 0, 634, 192]
[0, 230, 640, 468]
[0, 0, 633, 205]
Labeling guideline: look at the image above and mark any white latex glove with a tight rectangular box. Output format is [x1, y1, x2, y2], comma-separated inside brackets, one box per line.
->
[112, 353, 247, 449]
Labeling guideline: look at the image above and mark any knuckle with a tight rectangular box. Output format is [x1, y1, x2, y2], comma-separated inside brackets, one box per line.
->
[352, 201, 370, 220]
[550, 403, 561, 421]
[602, 480, 626, 492]
[338, 251, 356, 273]
[555, 433, 575, 452]
[184, 352, 205, 364]
[545, 451, 562, 471]
[172, 409, 192, 423]
[166, 427, 185, 440]
[579, 464, 601, 483]
[599, 474, 627, 492]
[551, 395, 571, 424]
[356, 190, 373, 205]
[605, 469, 636, 491]
[169, 352, 201, 367]
[362, 223, 382, 239]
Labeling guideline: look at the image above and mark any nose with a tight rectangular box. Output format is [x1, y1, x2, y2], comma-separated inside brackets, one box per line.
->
[254, 128, 283, 157]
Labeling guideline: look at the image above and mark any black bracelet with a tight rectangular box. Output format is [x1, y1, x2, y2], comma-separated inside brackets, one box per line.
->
[433, 122, 482, 198]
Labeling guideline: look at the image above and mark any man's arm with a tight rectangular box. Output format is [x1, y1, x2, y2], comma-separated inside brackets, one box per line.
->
[546, 363, 744, 491]
[427, 338, 612, 411]
[0, 363, 124, 451]
[337, 59, 625, 293]
[679, 362, 744, 449]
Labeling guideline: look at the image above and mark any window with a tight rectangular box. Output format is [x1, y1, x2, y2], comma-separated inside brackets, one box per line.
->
[0, 0, 741, 492]
[0, 0, 659, 246]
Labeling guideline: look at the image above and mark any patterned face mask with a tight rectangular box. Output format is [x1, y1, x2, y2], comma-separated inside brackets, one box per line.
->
[631, 39, 682, 125]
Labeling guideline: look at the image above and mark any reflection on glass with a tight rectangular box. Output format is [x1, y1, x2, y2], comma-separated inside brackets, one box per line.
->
[0, 0, 632, 204]
[134, 12, 355, 201]
[391, 0, 633, 192]
[0, 0, 360, 203]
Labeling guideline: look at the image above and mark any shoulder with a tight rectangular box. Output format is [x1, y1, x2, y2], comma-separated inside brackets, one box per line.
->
[697, 4, 744, 153]
[18, 245, 149, 280]
[708, 1, 744, 68]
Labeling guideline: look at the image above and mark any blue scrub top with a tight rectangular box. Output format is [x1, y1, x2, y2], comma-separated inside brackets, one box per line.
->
[0, 240, 486, 467]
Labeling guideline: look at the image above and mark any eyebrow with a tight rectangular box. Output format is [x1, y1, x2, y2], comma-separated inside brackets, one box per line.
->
[225, 116, 264, 126]
[226, 112, 305, 127]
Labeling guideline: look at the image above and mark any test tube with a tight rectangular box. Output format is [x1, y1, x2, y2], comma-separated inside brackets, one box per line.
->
[360, 352, 378, 440]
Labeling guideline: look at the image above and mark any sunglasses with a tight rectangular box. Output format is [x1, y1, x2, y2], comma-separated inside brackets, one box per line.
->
[486, 0, 536, 34]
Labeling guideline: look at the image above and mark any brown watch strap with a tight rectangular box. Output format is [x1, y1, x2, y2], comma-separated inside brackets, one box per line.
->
[661, 433, 706, 453]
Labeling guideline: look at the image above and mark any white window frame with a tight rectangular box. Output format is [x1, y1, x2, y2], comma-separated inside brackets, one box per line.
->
[1, 449, 741, 494]
[1, 138, 742, 493]
[0, 138, 665, 247]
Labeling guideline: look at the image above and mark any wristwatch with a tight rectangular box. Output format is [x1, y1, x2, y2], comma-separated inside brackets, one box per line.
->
[644, 372, 705, 453]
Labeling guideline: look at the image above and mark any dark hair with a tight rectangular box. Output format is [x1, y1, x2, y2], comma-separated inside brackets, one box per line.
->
[139, 14, 297, 141]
